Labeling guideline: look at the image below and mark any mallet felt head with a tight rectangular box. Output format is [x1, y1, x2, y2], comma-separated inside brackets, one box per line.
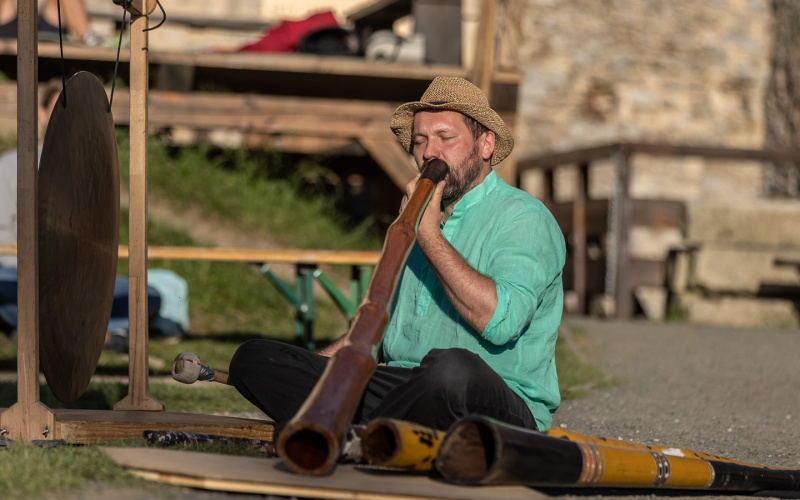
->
[172, 352, 202, 384]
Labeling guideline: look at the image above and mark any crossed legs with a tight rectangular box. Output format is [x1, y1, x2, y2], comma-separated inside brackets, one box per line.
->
[229, 339, 538, 431]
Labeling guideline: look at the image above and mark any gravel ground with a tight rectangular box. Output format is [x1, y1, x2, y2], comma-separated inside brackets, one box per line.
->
[549, 317, 800, 500]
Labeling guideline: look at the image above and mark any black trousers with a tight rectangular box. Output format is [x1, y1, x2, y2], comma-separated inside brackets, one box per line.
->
[229, 339, 538, 431]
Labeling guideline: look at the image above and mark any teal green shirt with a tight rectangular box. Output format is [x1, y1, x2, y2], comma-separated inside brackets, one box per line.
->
[381, 170, 566, 430]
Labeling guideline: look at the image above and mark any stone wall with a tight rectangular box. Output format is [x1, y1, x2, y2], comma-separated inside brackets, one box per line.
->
[512, 1, 800, 328]
[515, 0, 772, 158]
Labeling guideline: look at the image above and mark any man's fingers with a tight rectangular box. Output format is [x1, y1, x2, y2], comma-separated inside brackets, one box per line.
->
[429, 180, 445, 209]
[400, 173, 422, 213]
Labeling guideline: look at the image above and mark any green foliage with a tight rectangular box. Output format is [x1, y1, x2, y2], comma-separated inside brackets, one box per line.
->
[116, 207, 349, 339]
[116, 130, 382, 251]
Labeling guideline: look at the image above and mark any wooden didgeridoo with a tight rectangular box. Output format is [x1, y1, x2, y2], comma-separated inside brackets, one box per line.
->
[436, 415, 800, 491]
[276, 159, 448, 476]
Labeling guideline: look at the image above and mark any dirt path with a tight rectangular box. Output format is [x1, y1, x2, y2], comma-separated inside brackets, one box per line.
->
[550, 317, 800, 499]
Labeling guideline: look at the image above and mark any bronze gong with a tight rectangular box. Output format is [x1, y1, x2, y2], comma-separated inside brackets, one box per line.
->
[38, 71, 120, 403]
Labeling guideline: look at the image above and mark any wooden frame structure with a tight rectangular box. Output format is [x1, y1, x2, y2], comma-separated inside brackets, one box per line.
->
[517, 142, 800, 320]
[0, 0, 275, 444]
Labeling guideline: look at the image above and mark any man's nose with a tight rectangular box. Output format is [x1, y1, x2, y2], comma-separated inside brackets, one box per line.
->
[422, 142, 441, 161]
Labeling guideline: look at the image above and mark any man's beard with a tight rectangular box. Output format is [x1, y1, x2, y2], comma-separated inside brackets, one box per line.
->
[441, 142, 483, 207]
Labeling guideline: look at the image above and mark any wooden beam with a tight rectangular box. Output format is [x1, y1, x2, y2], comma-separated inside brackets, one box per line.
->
[0, 0, 56, 443]
[518, 142, 800, 173]
[119, 246, 381, 266]
[572, 163, 588, 314]
[1, 243, 381, 266]
[613, 150, 633, 320]
[54, 409, 274, 443]
[114, 14, 162, 413]
[471, 0, 498, 98]
[358, 137, 418, 190]
[0, 40, 523, 86]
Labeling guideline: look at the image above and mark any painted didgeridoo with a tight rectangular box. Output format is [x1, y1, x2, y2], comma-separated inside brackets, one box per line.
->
[358, 420, 775, 473]
[276, 159, 448, 476]
[361, 418, 444, 471]
[436, 416, 800, 491]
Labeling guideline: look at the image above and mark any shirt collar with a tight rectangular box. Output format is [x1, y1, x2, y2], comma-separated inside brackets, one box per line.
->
[451, 169, 497, 217]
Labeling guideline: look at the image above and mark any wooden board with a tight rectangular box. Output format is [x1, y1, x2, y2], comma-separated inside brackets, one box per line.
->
[103, 447, 547, 500]
[0, 40, 522, 86]
[52, 409, 275, 443]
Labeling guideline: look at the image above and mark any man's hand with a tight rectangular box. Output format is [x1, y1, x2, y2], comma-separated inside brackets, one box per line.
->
[398, 172, 497, 334]
[400, 173, 445, 245]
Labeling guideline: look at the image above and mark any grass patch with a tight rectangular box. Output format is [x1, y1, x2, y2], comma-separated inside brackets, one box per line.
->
[555, 322, 616, 399]
[0, 442, 144, 499]
[116, 206, 350, 341]
[117, 131, 383, 251]
[0, 379, 258, 415]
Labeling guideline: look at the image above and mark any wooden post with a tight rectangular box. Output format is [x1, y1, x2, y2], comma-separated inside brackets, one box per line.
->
[115, 11, 163, 411]
[471, 0, 498, 99]
[573, 163, 588, 315]
[541, 169, 554, 205]
[613, 149, 633, 319]
[0, 0, 56, 441]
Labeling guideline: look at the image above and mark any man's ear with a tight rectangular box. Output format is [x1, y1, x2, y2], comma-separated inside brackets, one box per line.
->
[481, 131, 496, 161]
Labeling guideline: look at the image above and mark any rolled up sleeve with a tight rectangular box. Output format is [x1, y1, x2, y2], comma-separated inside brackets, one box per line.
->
[481, 208, 564, 345]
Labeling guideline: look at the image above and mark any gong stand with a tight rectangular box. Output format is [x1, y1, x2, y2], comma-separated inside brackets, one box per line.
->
[0, 0, 55, 443]
[113, 0, 163, 412]
[0, 0, 275, 444]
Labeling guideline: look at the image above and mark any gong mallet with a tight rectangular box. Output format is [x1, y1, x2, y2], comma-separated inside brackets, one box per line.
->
[171, 352, 230, 385]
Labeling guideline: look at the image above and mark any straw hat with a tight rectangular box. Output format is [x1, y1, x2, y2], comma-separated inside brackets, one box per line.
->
[390, 76, 514, 166]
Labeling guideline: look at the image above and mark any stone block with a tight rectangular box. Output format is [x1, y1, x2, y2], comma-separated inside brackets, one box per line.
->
[691, 247, 800, 294]
[686, 200, 800, 248]
[684, 296, 799, 329]
[634, 286, 667, 321]
[629, 226, 684, 260]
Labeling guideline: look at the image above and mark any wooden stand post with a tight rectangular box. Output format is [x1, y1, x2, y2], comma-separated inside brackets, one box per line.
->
[471, 0, 498, 100]
[0, 0, 56, 441]
[114, 9, 163, 411]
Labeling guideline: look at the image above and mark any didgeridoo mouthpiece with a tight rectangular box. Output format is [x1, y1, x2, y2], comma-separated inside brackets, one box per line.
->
[420, 159, 448, 184]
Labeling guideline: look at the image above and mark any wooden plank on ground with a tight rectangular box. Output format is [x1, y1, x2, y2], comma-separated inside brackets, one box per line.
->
[103, 447, 546, 500]
[53, 409, 274, 443]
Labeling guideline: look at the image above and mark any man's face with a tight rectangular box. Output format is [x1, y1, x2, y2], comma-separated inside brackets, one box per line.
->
[411, 110, 494, 206]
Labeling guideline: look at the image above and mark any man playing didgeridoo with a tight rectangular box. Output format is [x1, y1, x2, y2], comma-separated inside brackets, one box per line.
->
[230, 77, 566, 432]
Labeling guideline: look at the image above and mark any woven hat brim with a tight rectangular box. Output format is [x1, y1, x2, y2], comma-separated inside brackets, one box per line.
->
[390, 101, 514, 166]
